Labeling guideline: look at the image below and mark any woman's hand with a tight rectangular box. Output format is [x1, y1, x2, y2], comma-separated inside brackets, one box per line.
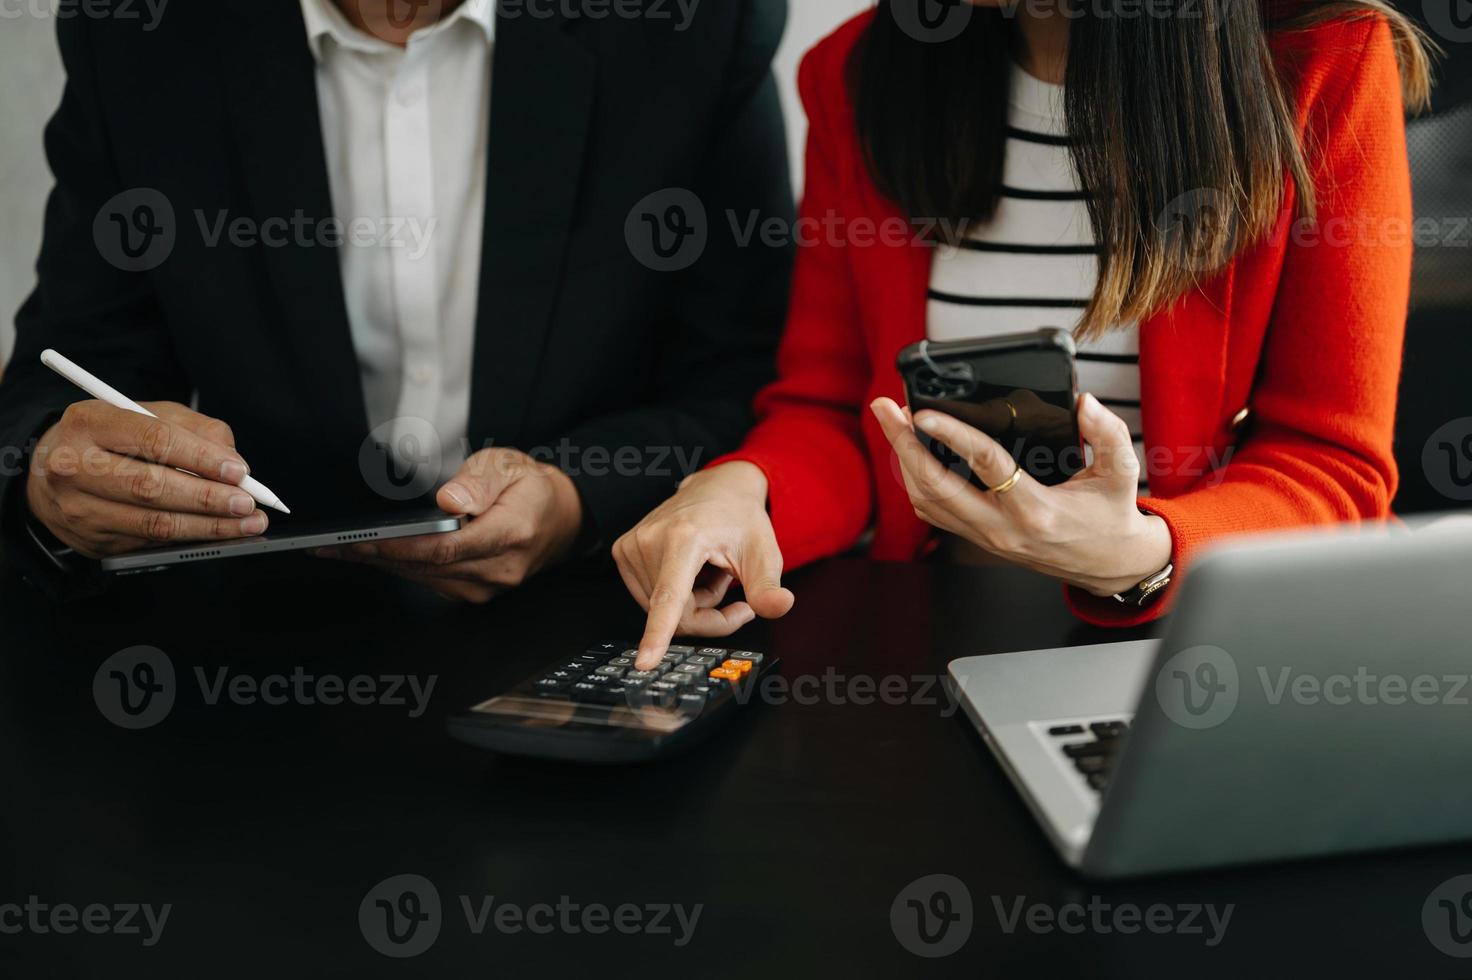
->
[871, 393, 1173, 597]
[613, 461, 795, 670]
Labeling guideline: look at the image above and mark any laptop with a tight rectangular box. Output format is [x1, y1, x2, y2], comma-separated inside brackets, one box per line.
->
[948, 516, 1472, 878]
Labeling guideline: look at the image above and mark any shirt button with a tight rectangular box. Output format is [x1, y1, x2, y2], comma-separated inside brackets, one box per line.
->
[409, 365, 434, 384]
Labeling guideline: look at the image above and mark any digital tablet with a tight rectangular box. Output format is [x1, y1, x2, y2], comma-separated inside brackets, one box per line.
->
[99, 509, 467, 574]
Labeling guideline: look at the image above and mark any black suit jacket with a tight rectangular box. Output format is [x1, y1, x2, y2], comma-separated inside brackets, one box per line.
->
[0, 0, 794, 594]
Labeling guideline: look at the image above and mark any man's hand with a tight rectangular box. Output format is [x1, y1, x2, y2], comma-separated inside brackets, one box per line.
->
[24, 400, 267, 558]
[315, 448, 584, 602]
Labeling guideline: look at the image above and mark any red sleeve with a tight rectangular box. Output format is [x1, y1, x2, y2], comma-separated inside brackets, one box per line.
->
[1069, 15, 1411, 627]
[708, 23, 876, 570]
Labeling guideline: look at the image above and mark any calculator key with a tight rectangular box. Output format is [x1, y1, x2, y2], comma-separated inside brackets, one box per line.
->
[561, 661, 591, 672]
[534, 678, 568, 690]
[677, 693, 708, 712]
[729, 651, 764, 666]
[608, 657, 634, 667]
[584, 673, 613, 686]
[684, 654, 718, 667]
[621, 677, 649, 690]
[649, 680, 680, 693]
[570, 682, 600, 694]
[546, 669, 579, 681]
[595, 666, 625, 677]
[661, 653, 687, 665]
[588, 642, 623, 653]
[666, 645, 696, 655]
[697, 647, 727, 658]
[663, 672, 697, 686]
[720, 659, 753, 675]
[673, 663, 704, 674]
[709, 667, 742, 682]
[625, 669, 659, 681]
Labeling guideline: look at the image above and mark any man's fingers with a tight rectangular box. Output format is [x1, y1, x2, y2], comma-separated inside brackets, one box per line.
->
[145, 402, 238, 450]
[83, 498, 268, 544]
[69, 452, 258, 517]
[85, 404, 249, 484]
[634, 547, 708, 670]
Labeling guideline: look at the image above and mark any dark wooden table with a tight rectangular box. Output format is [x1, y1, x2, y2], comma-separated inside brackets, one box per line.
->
[1, 552, 1466, 977]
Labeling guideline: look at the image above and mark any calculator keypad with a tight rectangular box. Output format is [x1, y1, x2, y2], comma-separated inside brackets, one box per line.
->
[521, 644, 764, 713]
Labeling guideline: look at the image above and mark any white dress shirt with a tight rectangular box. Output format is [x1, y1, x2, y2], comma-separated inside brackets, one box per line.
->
[300, 0, 494, 483]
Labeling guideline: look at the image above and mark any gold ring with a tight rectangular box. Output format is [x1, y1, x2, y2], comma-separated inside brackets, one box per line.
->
[1005, 399, 1018, 425]
[989, 464, 1023, 495]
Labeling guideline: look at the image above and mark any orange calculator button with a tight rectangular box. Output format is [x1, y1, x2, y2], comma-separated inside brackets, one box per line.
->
[720, 659, 753, 675]
[709, 667, 743, 682]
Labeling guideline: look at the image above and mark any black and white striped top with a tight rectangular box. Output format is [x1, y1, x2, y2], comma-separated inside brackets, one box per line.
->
[927, 63, 1147, 491]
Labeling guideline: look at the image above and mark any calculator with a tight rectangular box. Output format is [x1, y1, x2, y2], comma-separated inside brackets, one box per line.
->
[447, 641, 779, 763]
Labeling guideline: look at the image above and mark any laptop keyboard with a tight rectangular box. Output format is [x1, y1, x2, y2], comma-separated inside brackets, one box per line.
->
[1047, 718, 1129, 793]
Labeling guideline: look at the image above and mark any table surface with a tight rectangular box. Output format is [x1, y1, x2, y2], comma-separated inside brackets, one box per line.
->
[1, 552, 1467, 977]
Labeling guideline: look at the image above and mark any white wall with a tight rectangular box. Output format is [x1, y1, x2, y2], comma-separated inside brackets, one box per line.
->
[0, 1, 870, 365]
[0, 10, 65, 368]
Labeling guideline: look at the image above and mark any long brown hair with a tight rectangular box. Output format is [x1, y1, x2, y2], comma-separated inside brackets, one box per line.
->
[852, 1, 1435, 338]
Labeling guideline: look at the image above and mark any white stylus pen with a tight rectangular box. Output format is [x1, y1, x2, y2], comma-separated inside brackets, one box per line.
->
[40, 349, 291, 515]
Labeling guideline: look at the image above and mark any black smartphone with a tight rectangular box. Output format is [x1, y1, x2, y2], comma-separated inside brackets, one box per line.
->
[896, 328, 1083, 488]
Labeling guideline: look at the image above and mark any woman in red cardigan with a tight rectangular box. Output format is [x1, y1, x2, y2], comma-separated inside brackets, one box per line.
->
[615, 0, 1432, 668]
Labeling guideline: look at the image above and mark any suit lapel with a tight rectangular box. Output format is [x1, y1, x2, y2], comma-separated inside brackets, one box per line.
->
[217, 0, 367, 441]
[465, 13, 596, 446]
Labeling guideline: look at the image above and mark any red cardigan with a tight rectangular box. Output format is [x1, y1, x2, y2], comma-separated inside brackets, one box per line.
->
[714, 10, 1411, 627]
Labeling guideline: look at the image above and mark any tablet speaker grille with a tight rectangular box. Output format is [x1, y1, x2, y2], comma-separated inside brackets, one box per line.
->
[180, 549, 222, 560]
[335, 531, 382, 543]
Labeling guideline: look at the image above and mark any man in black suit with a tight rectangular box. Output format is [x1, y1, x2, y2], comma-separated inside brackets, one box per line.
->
[0, 0, 793, 599]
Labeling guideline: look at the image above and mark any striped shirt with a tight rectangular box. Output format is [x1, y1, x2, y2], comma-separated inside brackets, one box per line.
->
[927, 62, 1147, 491]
